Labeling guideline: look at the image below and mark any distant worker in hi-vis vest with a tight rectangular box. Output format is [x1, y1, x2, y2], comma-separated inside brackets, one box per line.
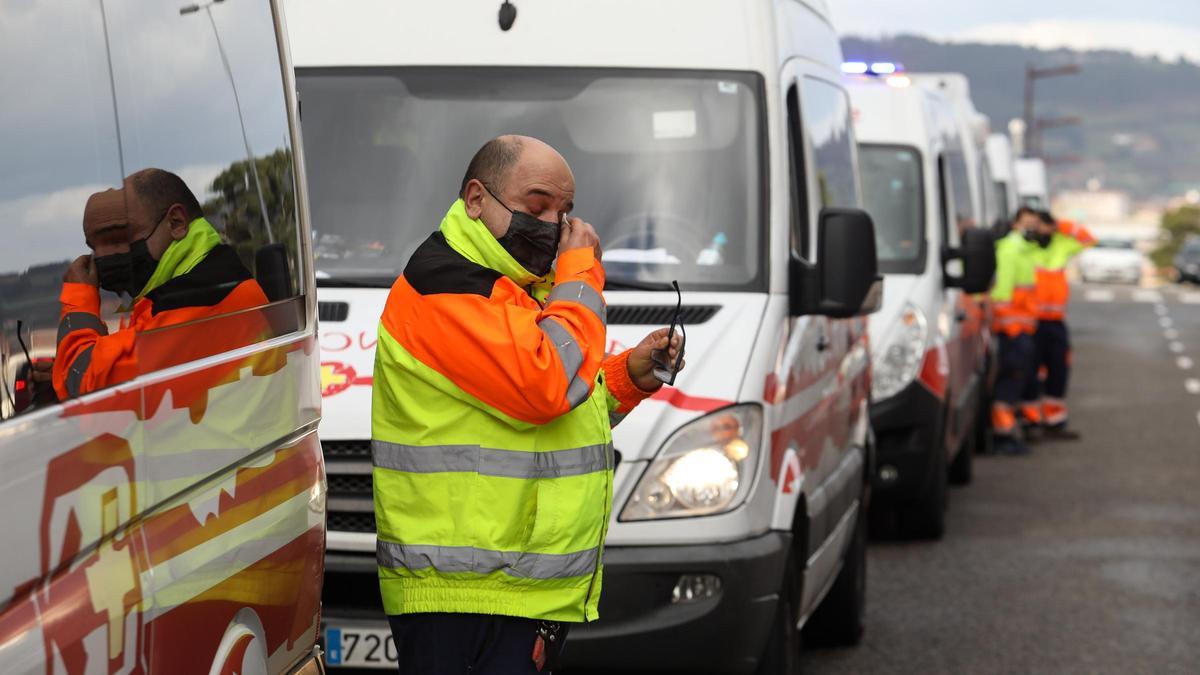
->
[371, 136, 683, 674]
[989, 207, 1042, 455]
[1018, 210, 1095, 439]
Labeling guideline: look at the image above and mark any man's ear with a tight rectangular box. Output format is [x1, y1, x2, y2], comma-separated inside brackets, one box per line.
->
[463, 179, 486, 220]
[166, 204, 191, 240]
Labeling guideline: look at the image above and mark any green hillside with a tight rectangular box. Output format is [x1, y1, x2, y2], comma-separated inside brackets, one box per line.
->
[842, 35, 1200, 201]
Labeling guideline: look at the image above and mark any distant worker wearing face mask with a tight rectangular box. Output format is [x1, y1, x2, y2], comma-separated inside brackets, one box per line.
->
[53, 168, 269, 400]
[989, 207, 1042, 455]
[1018, 210, 1095, 439]
[371, 135, 683, 674]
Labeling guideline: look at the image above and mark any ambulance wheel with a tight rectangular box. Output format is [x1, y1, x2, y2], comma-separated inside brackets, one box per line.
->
[898, 442, 947, 540]
[755, 552, 801, 675]
[949, 416, 975, 486]
[974, 383, 994, 456]
[802, 500, 868, 647]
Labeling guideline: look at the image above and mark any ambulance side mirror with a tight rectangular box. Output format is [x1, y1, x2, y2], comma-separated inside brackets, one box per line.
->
[944, 228, 996, 294]
[790, 208, 883, 318]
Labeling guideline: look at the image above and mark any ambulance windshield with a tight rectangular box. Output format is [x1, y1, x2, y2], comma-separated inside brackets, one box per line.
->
[297, 67, 765, 291]
[859, 145, 926, 274]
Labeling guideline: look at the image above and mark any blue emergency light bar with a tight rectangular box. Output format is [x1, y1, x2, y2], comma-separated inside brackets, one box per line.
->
[841, 61, 902, 76]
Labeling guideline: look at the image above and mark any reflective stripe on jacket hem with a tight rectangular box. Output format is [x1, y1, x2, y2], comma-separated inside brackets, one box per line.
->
[547, 281, 606, 324]
[372, 440, 612, 479]
[377, 540, 600, 580]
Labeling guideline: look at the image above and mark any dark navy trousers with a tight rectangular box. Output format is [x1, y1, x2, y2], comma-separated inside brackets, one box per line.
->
[388, 613, 551, 675]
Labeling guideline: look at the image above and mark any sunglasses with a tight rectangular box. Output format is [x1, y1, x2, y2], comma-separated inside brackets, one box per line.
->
[651, 280, 686, 386]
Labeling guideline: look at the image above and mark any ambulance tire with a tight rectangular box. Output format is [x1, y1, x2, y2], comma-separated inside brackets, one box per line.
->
[898, 434, 947, 540]
[802, 500, 868, 648]
[755, 551, 801, 675]
[974, 378, 994, 456]
[949, 408, 975, 486]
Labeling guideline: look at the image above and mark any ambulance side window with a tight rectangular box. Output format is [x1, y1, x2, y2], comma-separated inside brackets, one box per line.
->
[0, 0, 124, 420]
[786, 83, 809, 259]
[107, 0, 306, 374]
[800, 77, 861, 211]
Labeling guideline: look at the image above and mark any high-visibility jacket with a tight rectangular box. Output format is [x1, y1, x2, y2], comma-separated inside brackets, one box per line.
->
[53, 218, 270, 400]
[1030, 220, 1095, 321]
[371, 199, 651, 622]
[990, 230, 1038, 337]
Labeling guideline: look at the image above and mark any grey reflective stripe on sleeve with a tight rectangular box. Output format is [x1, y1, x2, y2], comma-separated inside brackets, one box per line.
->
[57, 312, 106, 345]
[377, 541, 599, 580]
[538, 317, 591, 408]
[372, 440, 611, 478]
[547, 281, 606, 324]
[65, 345, 95, 398]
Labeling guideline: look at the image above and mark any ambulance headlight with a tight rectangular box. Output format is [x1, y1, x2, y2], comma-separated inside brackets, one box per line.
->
[871, 303, 928, 401]
[621, 404, 762, 521]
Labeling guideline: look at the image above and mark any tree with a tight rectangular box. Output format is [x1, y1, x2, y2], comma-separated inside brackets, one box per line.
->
[202, 148, 299, 272]
[1151, 205, 1200, 268]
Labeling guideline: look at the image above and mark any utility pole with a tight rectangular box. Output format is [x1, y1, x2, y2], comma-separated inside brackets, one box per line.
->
[1022, 63, 1082, 158]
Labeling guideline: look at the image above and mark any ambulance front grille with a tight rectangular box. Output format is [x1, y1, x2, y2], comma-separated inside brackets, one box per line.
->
[323, 440, 377, 534]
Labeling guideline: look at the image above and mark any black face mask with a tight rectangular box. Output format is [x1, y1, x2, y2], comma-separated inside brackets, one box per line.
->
[95, 214, 165, 296]
[482, 184, 562, 277]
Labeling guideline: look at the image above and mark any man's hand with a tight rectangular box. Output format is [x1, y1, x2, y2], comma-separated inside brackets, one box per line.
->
[29, 359, 56, 405]
[626, 327, 685, 392]
[561, 217, 602, 261]
[64, 255, 98, 286]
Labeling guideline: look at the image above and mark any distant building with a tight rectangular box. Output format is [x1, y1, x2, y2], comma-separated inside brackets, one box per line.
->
[1052, 189, 1131, 224]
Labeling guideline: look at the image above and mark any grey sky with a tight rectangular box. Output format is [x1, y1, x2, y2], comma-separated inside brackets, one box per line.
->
[830, 0, 1200, 61]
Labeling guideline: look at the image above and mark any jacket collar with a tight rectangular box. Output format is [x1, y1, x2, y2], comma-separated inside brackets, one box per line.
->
[438, 199, 554, 292]
[137, 217, 222, 299]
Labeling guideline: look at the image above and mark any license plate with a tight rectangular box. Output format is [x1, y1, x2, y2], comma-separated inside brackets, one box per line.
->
[325, 626, 398, 669]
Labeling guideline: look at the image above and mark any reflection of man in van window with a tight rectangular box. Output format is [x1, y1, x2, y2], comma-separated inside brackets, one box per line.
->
[53, 169, 270, 400]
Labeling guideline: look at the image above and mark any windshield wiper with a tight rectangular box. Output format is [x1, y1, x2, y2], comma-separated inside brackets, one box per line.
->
[604, 279, 677, 292]
[315, 276, 394, 289]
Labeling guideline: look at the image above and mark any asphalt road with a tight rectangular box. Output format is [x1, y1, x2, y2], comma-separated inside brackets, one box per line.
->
[804, 283, 1200, 674]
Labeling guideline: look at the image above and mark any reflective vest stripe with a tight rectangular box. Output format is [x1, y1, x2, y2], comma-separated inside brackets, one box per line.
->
[64, 345, 94, 398]
[547, 281, 606, 324]
[377, 541, 600, 580]
[372, 440, 611, 479]
[57, 312, 106, 345]
[538, 317, 591, 409]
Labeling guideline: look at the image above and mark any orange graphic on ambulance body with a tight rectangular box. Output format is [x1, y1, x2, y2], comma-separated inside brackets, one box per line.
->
[320, 361, 373, 397]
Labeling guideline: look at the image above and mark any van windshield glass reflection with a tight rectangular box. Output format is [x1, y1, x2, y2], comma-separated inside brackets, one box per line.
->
[297, 68, 764, 291]
[860, 145, 925, 274]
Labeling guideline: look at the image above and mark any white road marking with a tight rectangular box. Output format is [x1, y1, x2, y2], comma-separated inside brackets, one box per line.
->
[1171, 342, 1186, 354]
[1181, 292, 1200, 304]
[1160, 316, 1174, 328]
[1133, 290, 1164, 303]
[1195, 411, 1200, 429]
[1186, 379, 1200, 395]
[1179, 356, 1195, 370]
[1165, 328, 1180, 340]
[1085, 289, 1115, 302]
[1155, 303, 1169, 316]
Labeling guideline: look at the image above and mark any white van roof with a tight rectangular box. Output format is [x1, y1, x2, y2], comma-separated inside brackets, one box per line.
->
[909, 73, 991, 145]
[986, 134, 1015, 182]
[846, 78, 957, 153]
[285, 0, 839, 73]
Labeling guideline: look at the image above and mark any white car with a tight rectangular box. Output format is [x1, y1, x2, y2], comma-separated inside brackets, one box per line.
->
[1078, 238, 1144, 284]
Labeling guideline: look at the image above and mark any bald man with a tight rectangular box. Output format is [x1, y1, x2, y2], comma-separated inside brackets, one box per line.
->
[54, 168, 270, 400]
[370, 136, 682, 674]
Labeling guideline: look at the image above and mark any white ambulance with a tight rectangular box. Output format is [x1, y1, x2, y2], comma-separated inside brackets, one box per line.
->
[287, 0, 881, 671]
[986, 134, 1021, 226]
[848, 74, 995, 539]
[1016, 158, 1051, 209]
